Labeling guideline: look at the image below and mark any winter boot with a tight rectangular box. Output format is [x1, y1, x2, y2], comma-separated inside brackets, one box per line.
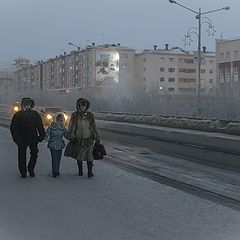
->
[87, 161, 94, 178]
[77, 162, 83, 176]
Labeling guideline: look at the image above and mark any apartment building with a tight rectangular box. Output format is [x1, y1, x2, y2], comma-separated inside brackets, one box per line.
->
[135, 44, 216, 95]
[15, 43, 136, 93]
[15, 43, 216, 95]
[216, 38, 240, 90]
[15, 63, 42, 91]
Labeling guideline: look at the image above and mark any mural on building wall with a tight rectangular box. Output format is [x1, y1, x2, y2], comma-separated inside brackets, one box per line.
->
[95, 51, 119, 86]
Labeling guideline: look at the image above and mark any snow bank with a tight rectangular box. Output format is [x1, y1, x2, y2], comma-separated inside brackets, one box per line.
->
[94, 112, 240, 135]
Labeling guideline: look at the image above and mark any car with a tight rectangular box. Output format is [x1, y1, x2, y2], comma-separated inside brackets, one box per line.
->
[10, 101, 21, 115]
[39, 107, 71, 126]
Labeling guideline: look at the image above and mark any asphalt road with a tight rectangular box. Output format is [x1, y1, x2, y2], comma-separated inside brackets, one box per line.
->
[1, 126, 240, 240]
[99, 128, 240, 206]
[99, 126, 240, 172]
[2, 107, 240, 206]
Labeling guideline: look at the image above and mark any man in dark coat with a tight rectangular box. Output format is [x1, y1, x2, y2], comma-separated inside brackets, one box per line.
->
[10, 97, 45, 178]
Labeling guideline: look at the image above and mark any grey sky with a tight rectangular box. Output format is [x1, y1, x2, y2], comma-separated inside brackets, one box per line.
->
[0, 0, 238, 67]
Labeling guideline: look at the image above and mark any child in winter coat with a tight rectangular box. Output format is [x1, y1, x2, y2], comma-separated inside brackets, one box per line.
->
[44, 112, 69, 177]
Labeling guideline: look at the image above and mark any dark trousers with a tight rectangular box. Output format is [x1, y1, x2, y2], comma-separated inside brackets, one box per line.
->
[50, 149, 62, 175]
[18, 144, 39, 176]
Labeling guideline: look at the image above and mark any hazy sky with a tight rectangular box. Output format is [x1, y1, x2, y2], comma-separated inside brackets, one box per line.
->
[0, 0, 238, 67]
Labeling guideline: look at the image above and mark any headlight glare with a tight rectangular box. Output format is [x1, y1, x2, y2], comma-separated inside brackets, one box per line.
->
[46, 114, 52, 120]
[63, 113, 68, 120]
[13, 106, 19, 111]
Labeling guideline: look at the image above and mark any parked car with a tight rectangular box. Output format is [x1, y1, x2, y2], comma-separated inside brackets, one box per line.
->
[39, 107, 71, 126]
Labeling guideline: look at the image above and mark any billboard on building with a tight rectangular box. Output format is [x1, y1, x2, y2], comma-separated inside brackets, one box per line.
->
[95, 51, 119, 86]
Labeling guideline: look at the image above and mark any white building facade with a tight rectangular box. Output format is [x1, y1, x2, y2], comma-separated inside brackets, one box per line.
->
[216, 38, 240, 91]
[15, 44, 136, 93]
[15, 43, 216, 96]
[135, 45, 216, 95]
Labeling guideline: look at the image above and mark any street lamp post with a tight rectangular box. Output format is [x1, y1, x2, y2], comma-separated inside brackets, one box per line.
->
[68, 42, 81, 50]
[169, 0, 230, 110]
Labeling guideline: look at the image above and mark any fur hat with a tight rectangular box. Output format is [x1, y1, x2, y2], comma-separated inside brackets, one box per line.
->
[21, 97, 35, 111]
[76, 98, 90, 111]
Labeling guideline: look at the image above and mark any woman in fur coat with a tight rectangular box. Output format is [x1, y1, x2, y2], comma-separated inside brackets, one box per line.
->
[64, 98, 100, 178]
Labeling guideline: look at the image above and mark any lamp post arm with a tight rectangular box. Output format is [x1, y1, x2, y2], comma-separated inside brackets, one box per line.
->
[68, 42, 81, 50]
[173, 2, 198, 14]
[201, 7, 230, 15]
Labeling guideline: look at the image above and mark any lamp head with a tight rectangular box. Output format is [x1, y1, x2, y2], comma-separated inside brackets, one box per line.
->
[223, 6, 230, 10]
[169, 0, 176, 3]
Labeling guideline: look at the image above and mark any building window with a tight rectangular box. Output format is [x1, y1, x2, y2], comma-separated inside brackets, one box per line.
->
[168, 88, 175, 92]
[169, 58, 175, 62]
[143, 67, 146, 72]
[234, 50, 239, 59]
[201, 69, 206, 73]
[160, 57, 165, 62]
[179, 68, 195, 73]
[160, 67, 164, 72]
[121, 63, 127, 69]
[209, 88, 213, 93]
[209, 79, 213, 84]
[234, 67, 238, 74]
[185, 59, 193, 64]
[219, 68, 224, 82]
[226, 52, 230, 60]
[143, 57, 146, 63]
[168, 78, 175, 82]
[180, 58, 193, 64]
[159, 77, 164, 82]
[179, 78, 195, 83]
[168, 68, 175, 73]
[209, 69, 213, 74]
[209, 60, 214, 64]
[226, 68, 230, 75]
[220, 52, 224, 61]
[144, 77, 146, 82]
[121, 53, 128, 59]
[179, 88, 196, 92]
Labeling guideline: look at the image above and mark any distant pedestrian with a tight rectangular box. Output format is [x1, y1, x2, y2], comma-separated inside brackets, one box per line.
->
[64, 98, 100, 178]
[10, 97, 45, 178]
[44, 112, 69, 177]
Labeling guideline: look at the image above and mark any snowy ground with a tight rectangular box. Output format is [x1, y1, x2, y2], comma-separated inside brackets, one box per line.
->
[1, 127, 240, 240]
[94, 112, 240, 135]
